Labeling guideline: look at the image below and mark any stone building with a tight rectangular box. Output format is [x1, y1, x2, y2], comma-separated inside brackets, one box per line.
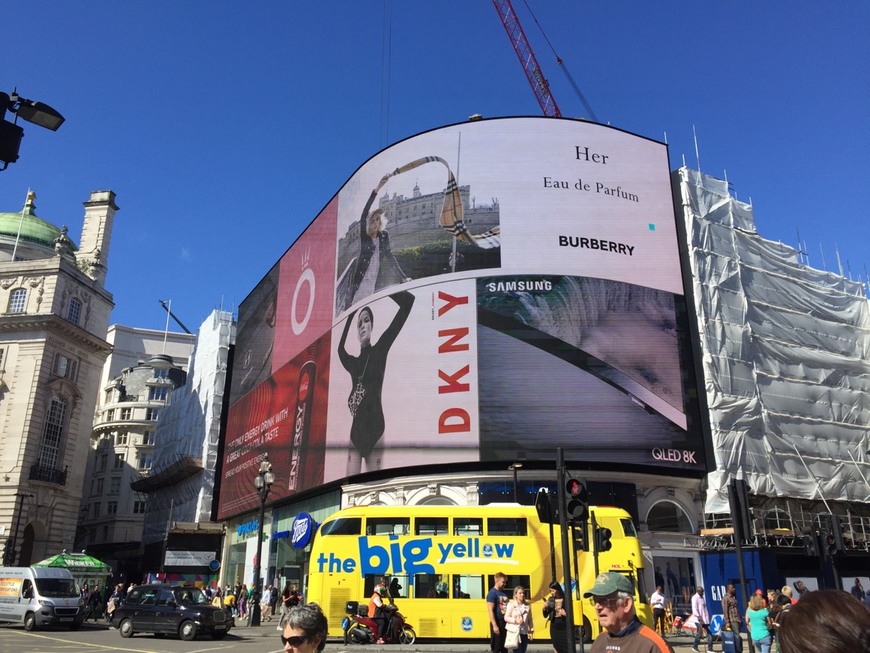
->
[0, 190, 117, 565]
[75, 325, 195, 580]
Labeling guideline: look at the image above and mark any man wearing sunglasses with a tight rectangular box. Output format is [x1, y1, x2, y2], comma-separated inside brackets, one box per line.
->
[280, 602, 328, 653]
[584, 572, 673, 653]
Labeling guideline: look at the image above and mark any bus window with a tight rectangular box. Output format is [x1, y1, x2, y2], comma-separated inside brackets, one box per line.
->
[320, 517, 361, 536]
[488, 574, 531, 596]
[487, 517, 528, 536]
[387, 575, 407, 599]
[454, 574, 485, 599]
[414, 573, 449, 598]
[454, 517, 482, 536]
[364, 575, 388, 597]
[367, 517, 410, 536]
[634, 571, 648, 605]
[619, 518, 637, 538]
[415, 516, 449, 535]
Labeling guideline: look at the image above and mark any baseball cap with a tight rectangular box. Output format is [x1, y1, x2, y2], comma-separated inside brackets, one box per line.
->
[583, 572, 634, 598]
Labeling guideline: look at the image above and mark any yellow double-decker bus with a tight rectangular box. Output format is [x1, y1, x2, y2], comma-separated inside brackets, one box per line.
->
[306, 504, 649, 641]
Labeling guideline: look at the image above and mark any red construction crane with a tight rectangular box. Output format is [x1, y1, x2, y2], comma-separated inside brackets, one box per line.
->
[492, 0, 562, 117]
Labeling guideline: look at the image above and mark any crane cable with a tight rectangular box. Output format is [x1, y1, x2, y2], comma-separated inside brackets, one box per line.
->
[520, 0, 599, 122]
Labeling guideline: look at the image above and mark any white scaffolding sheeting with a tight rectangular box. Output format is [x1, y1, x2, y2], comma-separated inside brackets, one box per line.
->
[141, 310, 235, 545]
[674, 167, 870, 513]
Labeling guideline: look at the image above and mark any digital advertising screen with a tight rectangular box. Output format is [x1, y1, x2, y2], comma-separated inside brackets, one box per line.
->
[219, 117, 706, 520]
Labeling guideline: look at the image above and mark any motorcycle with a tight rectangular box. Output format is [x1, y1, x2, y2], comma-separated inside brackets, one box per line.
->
[343, 600, 416, 645]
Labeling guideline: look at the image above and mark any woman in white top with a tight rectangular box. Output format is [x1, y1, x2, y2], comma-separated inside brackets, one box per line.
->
[504, 586, 534, 653]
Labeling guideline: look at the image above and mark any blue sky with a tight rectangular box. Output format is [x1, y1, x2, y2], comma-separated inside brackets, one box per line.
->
[3, 1, 868, 332]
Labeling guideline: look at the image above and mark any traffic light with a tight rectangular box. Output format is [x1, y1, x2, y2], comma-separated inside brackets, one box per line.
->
[595, 525, 613, 552]
[573, 523, 589, 552]
[820, 513, 846, 558]
[535, 488, 558, 525]
[565, 477, 588, 524]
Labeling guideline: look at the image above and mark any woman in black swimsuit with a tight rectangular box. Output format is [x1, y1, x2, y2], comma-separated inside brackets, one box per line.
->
[338, 290, 414, 474]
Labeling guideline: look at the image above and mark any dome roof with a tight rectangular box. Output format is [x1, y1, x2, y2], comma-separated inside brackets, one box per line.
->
[0, 192, 78, 251]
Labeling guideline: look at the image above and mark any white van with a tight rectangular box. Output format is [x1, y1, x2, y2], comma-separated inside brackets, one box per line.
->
[0, 567, 85, 630]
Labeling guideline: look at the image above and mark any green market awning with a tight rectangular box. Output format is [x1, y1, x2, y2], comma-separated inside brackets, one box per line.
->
[33, 551, 112, 574]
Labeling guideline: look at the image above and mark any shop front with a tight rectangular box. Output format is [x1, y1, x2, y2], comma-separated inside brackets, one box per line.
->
[270, 490, 340, 598]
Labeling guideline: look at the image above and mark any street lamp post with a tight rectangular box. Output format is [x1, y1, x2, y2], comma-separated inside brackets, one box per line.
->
[509, 463, 523, 503]
[2, 492, 33, 566]
[249, 455, 274, 627]
[0, 90, 65, 171]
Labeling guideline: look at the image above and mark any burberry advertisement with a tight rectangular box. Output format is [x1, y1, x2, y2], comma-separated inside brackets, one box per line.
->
[219, 117, 705, 520]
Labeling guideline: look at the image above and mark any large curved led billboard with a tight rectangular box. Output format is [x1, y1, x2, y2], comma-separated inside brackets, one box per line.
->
[218, 117, 705, 519]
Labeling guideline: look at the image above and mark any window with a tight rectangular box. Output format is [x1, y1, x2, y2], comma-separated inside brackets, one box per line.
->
[133, 500, 147, 514]
[148, 386, 168, 401]
[454, 518, 483, 536]
[146, 408, 159, 421]
[0, 347, 4, 370]
[67, 297, 82, 325]
[153, 368, 168, 379]
[92, 502, 101, 519]
[104, 408, 114, 422]
[107, 501, 118, 515]
[120, 407, 132, 420]
[109, 477, 120, 495]
[98, 454, 108, 472]
[453, 574, 485, 599]
[144, 431, 156, 445]
[104, 388, 113, 404]
[319, 517, 361, 536]
[7, 288, 26, 313]
[646, 501, 693, 533]
[115, 431, 128, 446]
[37, 397, 67, 470]
[137, 453, 153, 470]
[366, 517, 410, 536]
[487, 517, 527, 536]
[53, 354, 78, 380]
[91, 477, 103, 496]
[414, 573, 450, 598]
[415, 517, 449, 536]
[113, 453, 125, 469]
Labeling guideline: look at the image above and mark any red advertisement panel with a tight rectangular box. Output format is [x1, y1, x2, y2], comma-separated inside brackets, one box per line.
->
[218, 335, 330, 520]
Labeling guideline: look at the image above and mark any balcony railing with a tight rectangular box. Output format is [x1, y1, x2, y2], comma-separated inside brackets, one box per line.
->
[29, 464, 68, 485]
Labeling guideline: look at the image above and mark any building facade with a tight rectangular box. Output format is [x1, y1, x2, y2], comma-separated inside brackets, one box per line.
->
[76, 325, 195, 581]
[0, 190, 117, 565]
[135, 310, 234, 585]
[216, 119, 870, 628]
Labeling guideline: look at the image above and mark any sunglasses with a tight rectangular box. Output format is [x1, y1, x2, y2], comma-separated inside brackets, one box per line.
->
[281, 635, 309, 647]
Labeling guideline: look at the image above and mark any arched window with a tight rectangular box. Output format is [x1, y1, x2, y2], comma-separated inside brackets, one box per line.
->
[646, 500, 694, 533]
[38, 396, 68, 470]
[67, 297, 82, 324]
[762, 508, 794, 532]
[7, 288, 26, 314]
[418, 496, 457, 506]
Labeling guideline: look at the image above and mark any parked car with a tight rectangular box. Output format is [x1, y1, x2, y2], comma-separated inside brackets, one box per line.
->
[113, 583, 232, 640]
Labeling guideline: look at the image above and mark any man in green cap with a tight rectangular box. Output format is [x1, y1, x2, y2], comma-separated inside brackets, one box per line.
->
[584, 572, 673, 653]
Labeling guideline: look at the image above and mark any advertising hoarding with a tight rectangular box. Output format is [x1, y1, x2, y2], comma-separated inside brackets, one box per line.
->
[219, 117, 704, 520]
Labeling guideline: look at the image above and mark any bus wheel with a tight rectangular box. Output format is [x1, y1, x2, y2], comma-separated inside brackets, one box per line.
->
[398, 627, 416, 645]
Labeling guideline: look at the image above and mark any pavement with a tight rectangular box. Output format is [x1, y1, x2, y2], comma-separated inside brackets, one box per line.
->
[234, 619, 737, 652]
